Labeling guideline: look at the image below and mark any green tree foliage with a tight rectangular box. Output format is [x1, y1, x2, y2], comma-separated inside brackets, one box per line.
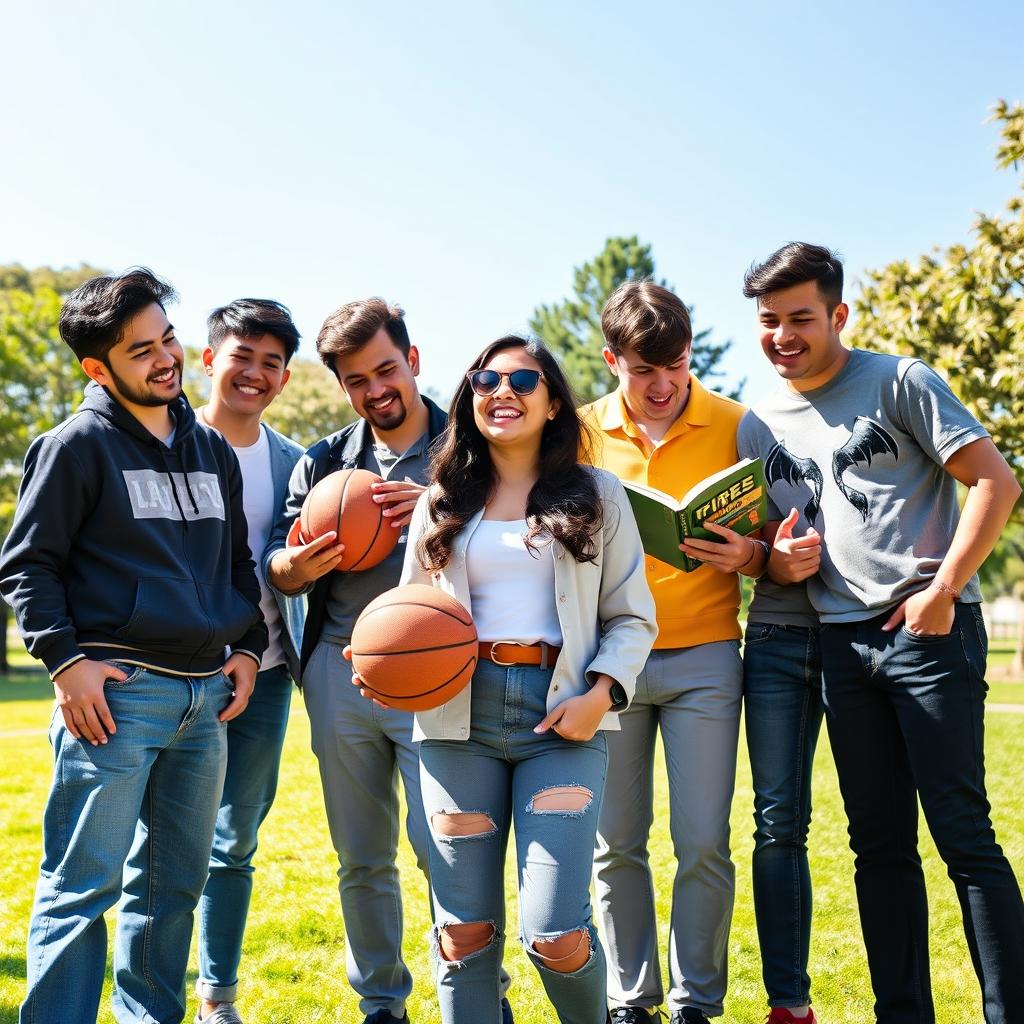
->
[0, 264, 102, 672]
[853, 101, 1024, 498]
[529, 235, 738, 403]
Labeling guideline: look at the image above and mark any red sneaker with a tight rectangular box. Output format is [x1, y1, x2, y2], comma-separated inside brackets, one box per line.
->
[766, 1010, 817, 1024]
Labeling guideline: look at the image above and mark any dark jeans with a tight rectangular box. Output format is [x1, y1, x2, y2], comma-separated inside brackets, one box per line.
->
[821, 603, 1024, 1024]
[743, 623, 824, 1009]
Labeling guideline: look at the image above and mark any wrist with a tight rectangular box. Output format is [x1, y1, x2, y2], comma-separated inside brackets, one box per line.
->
[929, 580, 960, 603]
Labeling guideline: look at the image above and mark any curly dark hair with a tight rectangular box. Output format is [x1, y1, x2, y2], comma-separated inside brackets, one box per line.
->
[418, 336, 603, 572]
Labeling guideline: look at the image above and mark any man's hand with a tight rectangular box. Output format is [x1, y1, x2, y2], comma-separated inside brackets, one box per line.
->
[220, 653, 258, 722]
[372, 479, 426, 530]
[268, 524, 345, 594]
[534, 675, 614, 742]
[768, 508, 821, 583]
[52, 659, 125, 745]
[681, 521, 762, 574]
[342, 645, 392, 708]
[882, 586, 956, 636]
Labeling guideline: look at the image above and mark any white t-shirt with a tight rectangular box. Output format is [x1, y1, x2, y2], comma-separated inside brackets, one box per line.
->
[232, 427, 286, 670]
[465, 520, 562, 645]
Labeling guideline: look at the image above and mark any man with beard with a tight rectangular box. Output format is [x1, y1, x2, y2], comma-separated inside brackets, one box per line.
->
[0, 268, 266, 1024]
[267, 299, 510, 1024]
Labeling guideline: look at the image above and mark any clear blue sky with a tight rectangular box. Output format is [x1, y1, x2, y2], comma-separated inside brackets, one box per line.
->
[2, 0, 1021, 402]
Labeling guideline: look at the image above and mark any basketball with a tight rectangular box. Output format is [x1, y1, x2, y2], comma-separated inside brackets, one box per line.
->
[299, 468, 400, 572]
[350, 584, 478, 711]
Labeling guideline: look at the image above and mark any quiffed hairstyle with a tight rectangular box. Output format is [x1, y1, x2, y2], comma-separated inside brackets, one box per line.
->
[317, 297, 410, 378]
[207, 298, 301, 363]
[59, 267, 177, 363]
[742, 242, 844, 311]
[601, 280, 692, 365]
[418, 336, 603, 572]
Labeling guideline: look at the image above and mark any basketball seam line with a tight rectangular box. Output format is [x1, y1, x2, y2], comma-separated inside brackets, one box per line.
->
[363, 655, 478, 700]
[353, 639, 477, 657]
[348, 471, 387, 571]
[359, 602, 473, 628]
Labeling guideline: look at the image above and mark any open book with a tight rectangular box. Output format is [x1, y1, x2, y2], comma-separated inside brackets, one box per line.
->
[622, 457, 767, 572]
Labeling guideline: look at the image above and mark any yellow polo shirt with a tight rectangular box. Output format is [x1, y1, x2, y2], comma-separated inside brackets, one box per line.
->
[580, 374, 746, 649]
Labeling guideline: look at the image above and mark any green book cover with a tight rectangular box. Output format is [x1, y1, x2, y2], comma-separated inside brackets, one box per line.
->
[622, 457, 767, 572]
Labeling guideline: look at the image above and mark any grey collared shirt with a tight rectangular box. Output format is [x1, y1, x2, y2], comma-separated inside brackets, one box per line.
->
[320, 431, 430, 644]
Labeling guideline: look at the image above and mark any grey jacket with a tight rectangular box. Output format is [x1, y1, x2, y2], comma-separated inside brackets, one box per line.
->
[264, 423, 306, 682]
[400, 466, 658, 741]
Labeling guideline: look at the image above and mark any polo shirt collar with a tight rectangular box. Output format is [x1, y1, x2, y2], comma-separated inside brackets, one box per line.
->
[597, 373, 712, 440]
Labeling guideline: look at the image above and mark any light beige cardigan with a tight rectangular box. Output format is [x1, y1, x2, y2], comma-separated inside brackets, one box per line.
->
[399, 466, 658, 742]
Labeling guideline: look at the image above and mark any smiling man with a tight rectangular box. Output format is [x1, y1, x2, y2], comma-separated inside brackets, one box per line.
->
[581, 280, 762, 1024]
[265, 299, 513, 1024]
[0, 268, 267, 1024]
[192, 299, 306, 1024]
[739, 242, 1024, 1023]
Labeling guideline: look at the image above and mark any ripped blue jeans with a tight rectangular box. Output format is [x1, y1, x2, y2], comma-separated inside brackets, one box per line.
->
[419, 659, 608, 1024]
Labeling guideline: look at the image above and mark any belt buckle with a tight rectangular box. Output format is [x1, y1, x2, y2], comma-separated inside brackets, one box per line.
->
[488, 640, 530, 666]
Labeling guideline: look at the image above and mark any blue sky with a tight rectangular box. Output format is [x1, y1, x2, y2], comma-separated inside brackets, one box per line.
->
[2, 0, 1021, 403]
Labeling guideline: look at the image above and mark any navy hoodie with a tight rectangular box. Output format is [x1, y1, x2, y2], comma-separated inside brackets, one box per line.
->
[0, 382, 268, 678]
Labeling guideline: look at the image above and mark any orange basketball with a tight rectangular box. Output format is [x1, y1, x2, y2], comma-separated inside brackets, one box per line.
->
[351, 584, 478, 711]
[299, 468, 399, 572]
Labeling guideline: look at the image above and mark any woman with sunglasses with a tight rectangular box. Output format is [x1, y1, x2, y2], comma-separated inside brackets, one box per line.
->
[381, 336, 656, 1024]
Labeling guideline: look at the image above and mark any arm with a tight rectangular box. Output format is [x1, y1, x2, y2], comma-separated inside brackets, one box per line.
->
[0, 435, 126, 744]
[537, 476, 658, 741]
[265, 450, 344, 596]
[883, 437, 1021, 633]
[222, 446, 269, 720]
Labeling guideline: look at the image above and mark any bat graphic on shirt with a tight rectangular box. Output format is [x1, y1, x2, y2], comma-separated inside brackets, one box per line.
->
[831, 416, 899, 521]
[764, 441, 824, 523]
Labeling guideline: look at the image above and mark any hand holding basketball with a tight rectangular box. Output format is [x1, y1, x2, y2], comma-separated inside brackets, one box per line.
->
[271, 530, 345, 592]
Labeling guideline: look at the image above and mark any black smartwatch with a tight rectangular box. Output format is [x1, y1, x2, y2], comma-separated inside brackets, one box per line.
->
[607, 681, 629, 712]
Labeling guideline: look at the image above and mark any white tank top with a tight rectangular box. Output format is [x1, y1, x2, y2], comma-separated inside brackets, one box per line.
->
[465, 519, 562, 645]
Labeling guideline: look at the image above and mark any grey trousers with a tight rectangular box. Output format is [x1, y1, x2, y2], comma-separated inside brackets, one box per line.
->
[303, 639, 430, 1019]
[593, 641, 743, 1017]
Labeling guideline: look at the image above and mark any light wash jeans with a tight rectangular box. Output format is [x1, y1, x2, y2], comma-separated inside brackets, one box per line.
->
[21, 666, 228, 1024]
[594, 641, 742, 1017]
[742, 622, 823, 1009]
[302, 639, 431, 1020]
[196, 663, 293, 1002]
[419, 659, 609, 1024]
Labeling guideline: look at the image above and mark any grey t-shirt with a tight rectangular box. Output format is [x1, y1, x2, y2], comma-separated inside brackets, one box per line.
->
[320, 432, 430, 643]
[737, 348, 987, 623]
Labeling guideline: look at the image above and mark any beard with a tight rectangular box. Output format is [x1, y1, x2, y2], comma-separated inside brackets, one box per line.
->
[363, 390, 408, 431]
[106, 362, 183, 408]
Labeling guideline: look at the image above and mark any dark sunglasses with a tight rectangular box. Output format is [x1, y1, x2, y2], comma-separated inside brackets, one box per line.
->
[466, 368, 545, 396]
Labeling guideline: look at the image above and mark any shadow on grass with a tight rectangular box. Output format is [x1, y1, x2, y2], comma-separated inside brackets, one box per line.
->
[0, 669, 51, 703]
[0, 954, 23, 1024]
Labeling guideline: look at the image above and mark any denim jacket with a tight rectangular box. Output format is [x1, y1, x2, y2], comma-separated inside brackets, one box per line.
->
[400, 466, 658, 741]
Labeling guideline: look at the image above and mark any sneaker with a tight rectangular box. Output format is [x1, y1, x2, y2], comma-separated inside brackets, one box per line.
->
[362, 1011, 409, 1024]
[195, 1006, 244, 1024]
[501, 996, 514, 1024]
[671, 1010, 711, 1024]
[767, 1010, 817, 1024]
[610, 1009, 662, 1023]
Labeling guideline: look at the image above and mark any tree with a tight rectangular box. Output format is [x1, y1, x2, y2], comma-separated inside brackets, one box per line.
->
[529, 235, 739, 403]
[0, 264, 102, 673]
[853, 101, 1024, 495]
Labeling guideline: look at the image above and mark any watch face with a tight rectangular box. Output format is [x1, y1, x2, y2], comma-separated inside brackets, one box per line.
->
[609, 682, 628, 709]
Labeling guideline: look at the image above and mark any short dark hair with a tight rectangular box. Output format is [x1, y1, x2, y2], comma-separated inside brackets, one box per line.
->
[207, 298, 301, 363]
[59, 267, 177, 363]
[316, 297, 410, 377]
[601, 280, 692, 365]
[743, 242, 844, 311]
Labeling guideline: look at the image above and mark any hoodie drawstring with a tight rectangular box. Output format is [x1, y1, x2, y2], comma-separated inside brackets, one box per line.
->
[157, 447, 197, 527]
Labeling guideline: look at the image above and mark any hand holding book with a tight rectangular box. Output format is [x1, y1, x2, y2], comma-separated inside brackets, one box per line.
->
[680, 519, 767, 575]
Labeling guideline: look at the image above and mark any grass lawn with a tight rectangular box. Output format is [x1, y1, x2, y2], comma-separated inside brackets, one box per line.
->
[2, 633, 1023, 1023]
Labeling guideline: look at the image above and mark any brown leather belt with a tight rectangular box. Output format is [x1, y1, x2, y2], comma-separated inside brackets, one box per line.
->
[478, 641, 562, 669]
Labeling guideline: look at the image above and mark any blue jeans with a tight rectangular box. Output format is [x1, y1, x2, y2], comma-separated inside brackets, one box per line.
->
[822, 604, 1024, 1024]
[743, 623, 823, 1009]
[419, 660, 609, 1024]
[196, 663, 293, 1002]
[21, 666, 228, 1024]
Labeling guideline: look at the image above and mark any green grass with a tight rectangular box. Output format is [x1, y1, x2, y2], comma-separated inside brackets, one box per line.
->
[2, 636, 1024, 1023]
